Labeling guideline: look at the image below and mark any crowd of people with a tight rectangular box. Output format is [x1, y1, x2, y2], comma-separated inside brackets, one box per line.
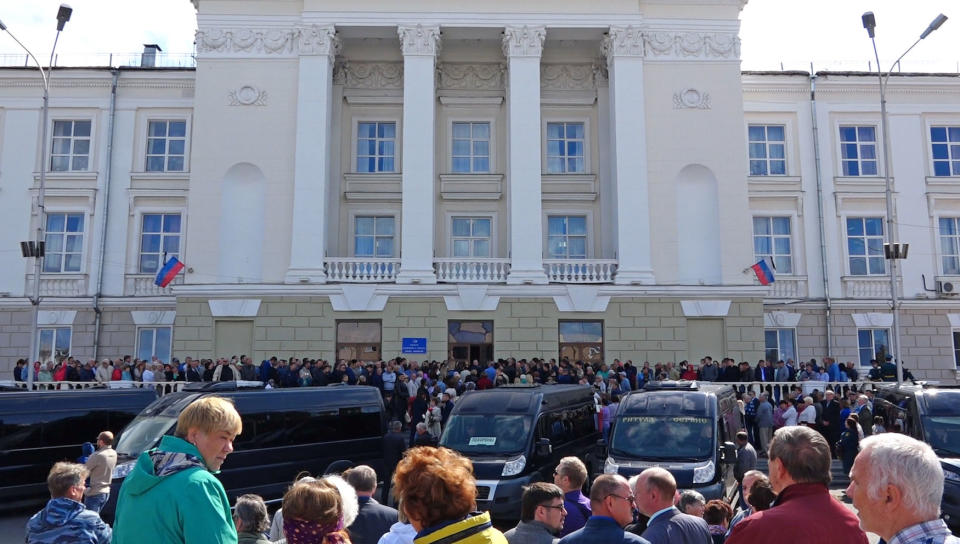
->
[25, 394, 957, 544]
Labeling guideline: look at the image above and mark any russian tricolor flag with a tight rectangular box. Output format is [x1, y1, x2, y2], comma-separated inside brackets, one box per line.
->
[751, 259, 775, 286]
[154, 256, 185, 288]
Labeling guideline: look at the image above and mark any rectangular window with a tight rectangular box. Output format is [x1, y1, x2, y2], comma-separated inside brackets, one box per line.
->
[846, 217, 885, 275]
[452, 122, 490, 173]
[139, 213, 182, 274]
[753, 217, 793, 274]
[50, 120, 91, 171]
[547, 216, 587, 259]
[931, 126, 960, 177]
[451, 217, 491, 258]
[448, 320, 494, 364]
[953, 330, 960, 368]
[939, 217, 960, 275]
[43, 213, 84, 273]
[748, 124, 786, 176]
[356, 122, 396, 173]
[146, 120, 187, 172]
[354, 216, 395, 257]
[336, 320, 382, 362]
[764, 329, 797, 363]
[38, 327, 71, 363]
[137, 327, 172, 363]
[858, 328, 890, 366]
[559, 321, 604, 365]
[546, 122, 585, 174]
[839, 125, 878, 176]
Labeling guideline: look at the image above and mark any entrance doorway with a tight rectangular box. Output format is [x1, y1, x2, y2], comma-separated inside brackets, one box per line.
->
[448, 320, 494, 364]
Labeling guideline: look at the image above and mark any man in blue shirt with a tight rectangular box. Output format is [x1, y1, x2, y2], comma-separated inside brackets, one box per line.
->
[558, 474, 649, 544]
[554, 457, 592, 537]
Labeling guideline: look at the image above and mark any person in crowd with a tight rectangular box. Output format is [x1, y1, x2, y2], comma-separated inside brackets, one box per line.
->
[279, 477, 357, 544]
[25, 462, 111, 544]
[376, 498, 416, 544]
[559, 474, 648, 544]
[412, 422, 437, 447]
[554, 457, 592, 537]
[677, 490, 706, 518]
[745, 479, 776, 514]
[726, 470, 768, 533]
[872, 415, 885, 435]
[854, 395, 873, 438]
[392, 446, 507, 544]
[778, 399, 797, 427]
[702, 500, 732, 544]
[343, 465, 398, 544]
[504, 482, 567, 544]
[754, 393, 773, 455]
[381, 420, 407, 505]
[837, 417, 860, 475]
[726, 426, 867, 543]
[83, 431, 116, 513]
[94, 359, 113, 384]
[631, 467, 710, 544]
[233, 494, 271, 544]
[820, 390, 842, 455]
[733, 432, 756, 492]
[112, 396, 243, 544]
[847, 433, 959, 544]
[424, 397, 442, 438]
[797, 396, 817, 427]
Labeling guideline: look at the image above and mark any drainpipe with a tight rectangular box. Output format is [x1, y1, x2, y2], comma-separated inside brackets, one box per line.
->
[92, 68, 119, 361]
[809, 70, 833, 356]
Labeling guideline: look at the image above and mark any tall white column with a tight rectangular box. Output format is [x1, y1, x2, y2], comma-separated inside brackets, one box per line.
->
[504, 25, 549, 285]
[285, 25, 339, 284]
[396, 24, 441, 284]
[604, 26, 655, 284]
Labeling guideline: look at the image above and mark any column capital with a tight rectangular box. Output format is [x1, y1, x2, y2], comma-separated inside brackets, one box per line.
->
[298, 24, 340, 59]
[602, 25, 644, 61]
[502, 25, 546, 58]
[398, 24, 441, 56]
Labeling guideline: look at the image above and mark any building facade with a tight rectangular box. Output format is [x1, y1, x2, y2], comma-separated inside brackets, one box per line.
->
[0, 0, 957, 382]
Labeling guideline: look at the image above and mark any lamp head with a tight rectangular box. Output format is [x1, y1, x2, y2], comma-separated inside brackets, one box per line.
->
[920, 13, 948, 39]
[0, 19, 7, 32]
[56, 4, 72, 31]
[862, 11, 876, 38]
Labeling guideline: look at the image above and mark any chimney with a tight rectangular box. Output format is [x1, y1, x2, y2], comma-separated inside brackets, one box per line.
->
[141, 44, 162, 67]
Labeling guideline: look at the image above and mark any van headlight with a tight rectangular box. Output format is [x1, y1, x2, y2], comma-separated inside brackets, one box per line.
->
[502, 455, 526, 477]
[693, 461, 715, 484]
[112, 460, 136, 480]
[945, 470, 960, 484]
[604, 456, 620, 474]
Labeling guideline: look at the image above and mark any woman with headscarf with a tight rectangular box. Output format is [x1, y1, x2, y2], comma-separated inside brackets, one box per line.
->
[275, 475, 358, 544]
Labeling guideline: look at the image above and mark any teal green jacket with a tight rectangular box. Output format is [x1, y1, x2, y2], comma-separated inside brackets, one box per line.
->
[111, 435, 237, 544]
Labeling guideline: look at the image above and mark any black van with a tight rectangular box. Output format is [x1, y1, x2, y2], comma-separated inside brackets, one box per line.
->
[102, 382, 386, 521]
[872, 384, 960, 532]
[438, 384, 600, 522]
[0, 388, 158, 510]
[599, 381, 741, 502]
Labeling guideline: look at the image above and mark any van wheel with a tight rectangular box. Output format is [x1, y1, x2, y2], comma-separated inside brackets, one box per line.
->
[324, 460, 355, 475]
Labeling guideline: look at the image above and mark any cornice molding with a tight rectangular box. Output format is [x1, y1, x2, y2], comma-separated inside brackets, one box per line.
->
[602, 25, 644, 60]
[541, 64, 596, 91]
[437, 62, 504, 91]
[398, 24, 441, 57]
[334, 61, 404, 89]
[195, 27, 298, 57]
[502, 25, 546, 58]
[298, 24, 341, 59]
[643, 30, 740, 61]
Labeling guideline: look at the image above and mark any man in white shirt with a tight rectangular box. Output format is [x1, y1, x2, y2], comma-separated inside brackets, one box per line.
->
[798, 397, 817, 426]
[779, 400, 798, 427]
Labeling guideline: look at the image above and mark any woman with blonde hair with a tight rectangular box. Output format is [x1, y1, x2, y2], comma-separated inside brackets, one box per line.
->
[393, 447, 506, 544]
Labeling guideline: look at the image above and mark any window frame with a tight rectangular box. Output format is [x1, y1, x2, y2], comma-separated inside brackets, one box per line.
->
[953, 330, 960, 369]
[938, 216, 960, 275]
[49, 118, 93, 172]
[928, 123, 960, 178]
[857, 328, 890, 367]
[352, 214, 397, 258]
[449, 215, 494, 258]
[558, 320, 604, 365]
[747, 124, 787, 176]
[136, 326, 173, 363]
[145, 119, 189, 172]
[764, 328, 797, 364]
[447, 320, 495, 365]
[137, 212, 183, 274]
[42, 211, 86, 274]
[845, 216, 886, 276]
[352, 118, 401, 174]
[545, 213, 590, 260]
[449, 119, 494, 174]
[837, 124, 879, 177]
[38, 326, 71, 364]
[752, 216, 794, 274]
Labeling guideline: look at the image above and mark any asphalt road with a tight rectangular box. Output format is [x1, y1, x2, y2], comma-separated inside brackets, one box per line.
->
[0, 458, 881, 544]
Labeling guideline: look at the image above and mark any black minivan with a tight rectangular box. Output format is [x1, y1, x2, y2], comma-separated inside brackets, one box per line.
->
[438, 384, 600, 522]
[599, 381, 741, 502]
[872, 384, 960, 533]
[0, 388, 158, 510]
[102, 382, 386, 521]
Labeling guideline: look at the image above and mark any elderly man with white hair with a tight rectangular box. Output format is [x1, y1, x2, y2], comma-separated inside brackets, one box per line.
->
[846, 433, 959, 543]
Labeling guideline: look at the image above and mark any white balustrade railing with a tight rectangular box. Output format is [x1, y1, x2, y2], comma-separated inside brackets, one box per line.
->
[26, 275, 88, 297]
[768, 276, 808, 298]
[544, 259, 618, 283]
[325, 258, 400, 282]
[11, 380, 189, 395]
[435, 258, 510, 283]
[709, 380, 879, 397]
[841, 276, 898, 298]
[125, 274, 182, 296]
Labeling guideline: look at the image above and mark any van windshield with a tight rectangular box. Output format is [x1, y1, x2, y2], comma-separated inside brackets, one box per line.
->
[115, 415, 176, 459]
[610, 415, 714, 460]
[439, 414, 532, 455]
[922, 416, 960, 457]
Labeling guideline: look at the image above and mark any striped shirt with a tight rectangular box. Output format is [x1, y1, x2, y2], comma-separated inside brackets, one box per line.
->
[888, 520, 960, 544]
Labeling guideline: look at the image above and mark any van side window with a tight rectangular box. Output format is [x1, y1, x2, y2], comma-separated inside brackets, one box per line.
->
[235, 407, 382, 450]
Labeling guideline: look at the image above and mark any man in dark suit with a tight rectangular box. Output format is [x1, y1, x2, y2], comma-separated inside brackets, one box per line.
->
[558, 474, 649, 544]
[820, 390, 842, 456]
[631, 467, 711, 544]
[343, 465, 399, 544]
[381, 420, 407, 505]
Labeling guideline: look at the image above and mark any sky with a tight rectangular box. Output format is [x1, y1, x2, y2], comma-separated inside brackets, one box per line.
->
[0, 0, 957, 72]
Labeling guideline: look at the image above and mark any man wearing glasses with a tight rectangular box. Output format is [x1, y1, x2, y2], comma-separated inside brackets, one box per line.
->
[631, 467, 710, 544]
[558, 474, 649, 544]
[505, 483, 567, 544]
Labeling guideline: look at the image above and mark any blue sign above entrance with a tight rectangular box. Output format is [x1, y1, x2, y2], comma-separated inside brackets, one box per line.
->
[401, 337, 428, 354]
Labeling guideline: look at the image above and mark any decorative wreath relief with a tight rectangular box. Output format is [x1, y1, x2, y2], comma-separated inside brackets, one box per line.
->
[673, 88, 711, 110]
[228, 85, 267, 106]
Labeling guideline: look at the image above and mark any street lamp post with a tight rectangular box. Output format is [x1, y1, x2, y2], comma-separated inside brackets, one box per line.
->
[1, 4, 73, 391]
[861, 11, 947, 385]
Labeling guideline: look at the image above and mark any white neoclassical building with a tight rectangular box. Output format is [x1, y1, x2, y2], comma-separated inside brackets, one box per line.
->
[0, 0, 958, 382]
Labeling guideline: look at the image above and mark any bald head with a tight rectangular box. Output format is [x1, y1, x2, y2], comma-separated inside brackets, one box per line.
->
[633, 467, 677, 516]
